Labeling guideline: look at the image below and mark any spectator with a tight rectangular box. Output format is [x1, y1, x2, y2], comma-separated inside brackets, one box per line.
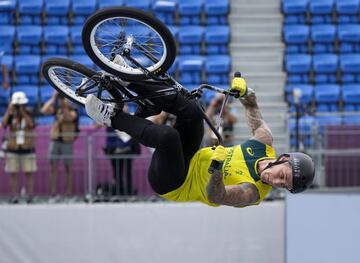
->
[0, 51, 9, 90]
[2, 92, 36, 203]
[104, 104, 140, 196]
[40, 91, 79, 198]
[204, 93, 238, 146]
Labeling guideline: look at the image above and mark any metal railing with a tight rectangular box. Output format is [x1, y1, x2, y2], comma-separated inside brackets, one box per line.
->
[0, 129, 155, 203]
[1, 125, 360, 203]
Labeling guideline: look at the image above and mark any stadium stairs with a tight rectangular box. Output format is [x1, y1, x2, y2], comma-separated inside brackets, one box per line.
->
[229, 0, 289, 153]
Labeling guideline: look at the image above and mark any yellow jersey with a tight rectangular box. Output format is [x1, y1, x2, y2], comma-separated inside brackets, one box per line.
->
[160, 140, 276, 207]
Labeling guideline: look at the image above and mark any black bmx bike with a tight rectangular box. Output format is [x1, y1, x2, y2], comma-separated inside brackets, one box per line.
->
[42, 7, 238, 168]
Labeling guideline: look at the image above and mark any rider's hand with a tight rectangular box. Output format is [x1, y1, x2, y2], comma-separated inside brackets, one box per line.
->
[211, 145, 228, 164]
[230, 76, 247, 98]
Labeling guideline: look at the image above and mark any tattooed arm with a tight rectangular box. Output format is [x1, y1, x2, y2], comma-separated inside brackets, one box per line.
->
[206, 170, 259, 207]
[240, 92, 273, 146]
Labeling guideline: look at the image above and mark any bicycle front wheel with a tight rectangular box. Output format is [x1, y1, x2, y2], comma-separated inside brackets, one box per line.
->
[82, 7, 176, 80]
[42, 57, 113, 106]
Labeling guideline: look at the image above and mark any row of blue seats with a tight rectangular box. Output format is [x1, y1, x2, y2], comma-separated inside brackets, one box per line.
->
[288, 114, 360, 147]
[0, 25, 230, 55]
[286, 83, 360, 112]
[0, 83, 224, 120]
[285, 53, 360, 83]
[0, 54, 231, 85]
[284, 24, 360, 53]
[0, 0, 229, 26]
[290, 115, 360, 132]
[282, 0, 360, 24]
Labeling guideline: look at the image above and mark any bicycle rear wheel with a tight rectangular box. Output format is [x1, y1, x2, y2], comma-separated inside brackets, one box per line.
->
[82, 7, 176, 80]
[42, 57, 113, 106]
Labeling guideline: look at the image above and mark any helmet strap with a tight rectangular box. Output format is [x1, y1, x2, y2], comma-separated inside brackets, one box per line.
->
[263, 154, 290, 171]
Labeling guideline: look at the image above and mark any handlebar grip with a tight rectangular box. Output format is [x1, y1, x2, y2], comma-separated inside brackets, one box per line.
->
[231, 71, 244, 99]
[208, 160, 222, 174]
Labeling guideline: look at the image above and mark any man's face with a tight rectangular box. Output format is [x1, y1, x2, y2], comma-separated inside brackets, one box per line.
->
[260, 156, 293, 190]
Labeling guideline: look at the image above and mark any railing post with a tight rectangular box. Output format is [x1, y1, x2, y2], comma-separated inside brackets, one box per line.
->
[86, 135, 94, 203]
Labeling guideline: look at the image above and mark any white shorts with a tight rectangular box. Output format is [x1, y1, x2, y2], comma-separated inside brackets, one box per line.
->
[5, 153, 37, 173]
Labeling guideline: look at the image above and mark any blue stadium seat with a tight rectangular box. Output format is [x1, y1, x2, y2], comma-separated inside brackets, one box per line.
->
[16, 26, 42, 54]
[299, 115, 317, 134]
[98, 0, 125, 8]
[311, 24, 336, 53]
[71, 0, 97, 25]
[124, 0, 151, 11]
[316, 115, 342, 134]
[12, 85, 39, 107]
[0, 0, 16, 24]
[18, 0, 43, 25]
[178, 55, 204, 84]
[14, 55, 41, 84]
[153, 0, 177, 25]
[178, 26, 204, 54]
[205, 55, 230, 84]
[70, 26, 85, 54]
[285, 54, 312, 83]
[204, 0, 229, 25]
[178, 0, 204, 25]
[286, 84, 314, 105]
[44, 0, 71, 25]
[312, 54, 338, 83]
[0, 86, 10, 106]
[314, 84, 341, 112]
[309, 0, 335, 24]
[43, 26, 69, 54]
[283, 25, 310, 53]
[70, 55, 95, 69]
[205, 25, 229, 54]
[0, 26, 15, 54]
[167, 26, 178, 41]
[2, 55, 13, 69]
[342, 84, 360, 110]
[289, 115, 316, 147]
[282, 0, 309, 24]
[39, 85, 54, 104]
[337, 24, 360, 53]
[335, 0, 360, 23]
[339, 54, 360, 83]
[343, 115, 360, 124]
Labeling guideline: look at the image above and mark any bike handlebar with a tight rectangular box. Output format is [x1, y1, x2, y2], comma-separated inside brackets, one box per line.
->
[207, 72, 241, 174]
[197, 84, 239, 98]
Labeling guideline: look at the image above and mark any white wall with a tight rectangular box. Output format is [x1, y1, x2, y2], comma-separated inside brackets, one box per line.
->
[0, 202, 284, 263]
[286, 191, 360, 263]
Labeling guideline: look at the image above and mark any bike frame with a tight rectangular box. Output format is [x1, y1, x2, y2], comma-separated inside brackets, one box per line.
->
[75, 71, 236, 145]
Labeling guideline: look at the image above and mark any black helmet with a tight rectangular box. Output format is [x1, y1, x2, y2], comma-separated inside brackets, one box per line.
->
[287, 152, 315, 194]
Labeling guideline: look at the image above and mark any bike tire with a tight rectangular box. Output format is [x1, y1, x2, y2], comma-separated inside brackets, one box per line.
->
[42, 57, 101, 106]
[82, 7, 176, 81]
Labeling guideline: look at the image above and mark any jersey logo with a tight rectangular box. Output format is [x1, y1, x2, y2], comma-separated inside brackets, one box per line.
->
[246, 147, 254, 156]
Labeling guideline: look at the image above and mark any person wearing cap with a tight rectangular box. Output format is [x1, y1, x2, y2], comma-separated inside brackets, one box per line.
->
[84, 74, 315, 207]
[2, 92, 36, 203]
